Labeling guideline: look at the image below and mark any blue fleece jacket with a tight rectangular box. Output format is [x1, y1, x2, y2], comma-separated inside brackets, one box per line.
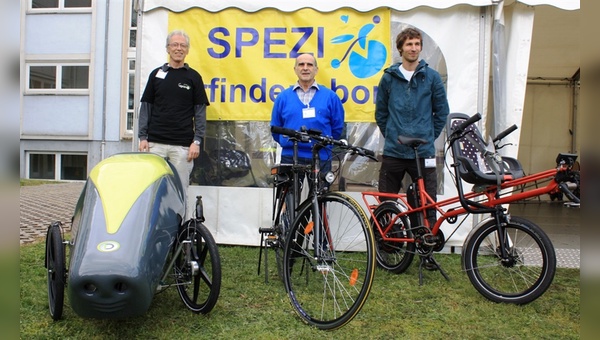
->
[271, 85, 345, 161]
[375, 60, 449, 159]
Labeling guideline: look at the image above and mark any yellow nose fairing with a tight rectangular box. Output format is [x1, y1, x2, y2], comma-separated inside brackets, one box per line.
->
[89, 153, 173, 234]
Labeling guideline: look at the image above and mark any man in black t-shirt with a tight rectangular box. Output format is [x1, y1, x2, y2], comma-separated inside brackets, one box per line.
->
[138, 30, 210, 189]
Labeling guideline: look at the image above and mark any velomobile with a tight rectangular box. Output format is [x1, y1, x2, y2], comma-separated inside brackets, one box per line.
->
[44, 152, 221, 320]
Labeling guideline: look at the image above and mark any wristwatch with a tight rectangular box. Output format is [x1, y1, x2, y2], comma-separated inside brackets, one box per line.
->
[193, 140, 201, 145]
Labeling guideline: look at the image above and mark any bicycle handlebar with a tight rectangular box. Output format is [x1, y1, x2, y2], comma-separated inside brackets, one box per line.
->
[493, 124, 518, 143]
[272, 125, 324, 142]
[452, 113, 482, 135]
[270, 126, 377, 161]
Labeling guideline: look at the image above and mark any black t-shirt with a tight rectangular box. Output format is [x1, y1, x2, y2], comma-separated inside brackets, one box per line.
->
[141, 64, 209, 146]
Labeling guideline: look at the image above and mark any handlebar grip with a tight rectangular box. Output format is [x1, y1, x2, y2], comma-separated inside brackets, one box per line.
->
[455, 113, 482, 133]
[363, 148, 375, 157]
[306, 128, 322, 136]
[271, 125, 300, 138]
[493, 124, 518, 143]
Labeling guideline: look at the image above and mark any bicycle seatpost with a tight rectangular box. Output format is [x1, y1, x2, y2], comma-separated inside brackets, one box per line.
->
[397, 135, 428, 179]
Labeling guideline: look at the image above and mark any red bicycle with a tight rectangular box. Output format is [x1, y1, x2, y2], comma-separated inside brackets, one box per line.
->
[361, 112, 579, 304]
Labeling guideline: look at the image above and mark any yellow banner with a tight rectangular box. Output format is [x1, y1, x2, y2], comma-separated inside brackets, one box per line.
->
[168, 8, 390, 122]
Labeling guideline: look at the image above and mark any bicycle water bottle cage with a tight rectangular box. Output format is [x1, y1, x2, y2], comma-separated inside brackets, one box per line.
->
[447, 113, 523, 186]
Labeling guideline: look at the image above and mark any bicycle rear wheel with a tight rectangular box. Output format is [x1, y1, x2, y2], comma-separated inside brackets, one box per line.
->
[45, 222, 65, 321]
[462, 216, 556, 304]
[371, 201, 415, 274]
[175, 220, 222, 314]
[282, 192, 375, 330]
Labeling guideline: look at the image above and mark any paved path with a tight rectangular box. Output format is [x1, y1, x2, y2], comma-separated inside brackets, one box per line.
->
[20, 182, 85, 244]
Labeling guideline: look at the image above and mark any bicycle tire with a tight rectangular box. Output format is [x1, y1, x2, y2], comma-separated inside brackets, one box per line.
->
[462, 216, 556, 304]
[175, 220, 222, 314]
[45, 223, 65, 321]
[273, 185, 294, 280]
[282, 192, 376, 330]
[371, 202, 415, 274]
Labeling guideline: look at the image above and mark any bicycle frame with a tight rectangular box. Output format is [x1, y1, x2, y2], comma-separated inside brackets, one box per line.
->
[363, 152, 575, 246]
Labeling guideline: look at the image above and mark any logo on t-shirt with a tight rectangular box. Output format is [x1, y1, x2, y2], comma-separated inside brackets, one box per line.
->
[178, 83, 191, 90]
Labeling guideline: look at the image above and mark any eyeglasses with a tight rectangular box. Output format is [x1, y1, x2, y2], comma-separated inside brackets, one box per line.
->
[168, 42, 189, 49]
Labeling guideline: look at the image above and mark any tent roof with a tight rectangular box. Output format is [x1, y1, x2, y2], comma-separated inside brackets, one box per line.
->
[528, 5, 580, 80]
[140, 0, 580, 80]
[142, 0, 579, 13]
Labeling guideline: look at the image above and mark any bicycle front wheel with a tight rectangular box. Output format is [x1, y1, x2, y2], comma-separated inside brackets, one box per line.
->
[463, 216, 556, 304]
[175, 220, 222, 314]
[282, 192, 376, 330]
[273, 184, 294, 280]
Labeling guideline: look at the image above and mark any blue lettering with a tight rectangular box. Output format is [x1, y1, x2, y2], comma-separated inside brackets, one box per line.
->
[205, 78, 377, 107]
[207, 26, 325, 60]
[264, 28, 286, 58]
[330, 79, 349, 103]
[290, 27, 312, 58]
[231, 84, 246, 102]
[207, 28, 231, 58]
[317, 27, 324, 58]
[236, 28, 259, 58]
[250, 78, 267, 103]
[351, 85, 370, 104]
[269, 84, 285, 102]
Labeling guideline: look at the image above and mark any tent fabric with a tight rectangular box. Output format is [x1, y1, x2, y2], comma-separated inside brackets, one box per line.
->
[142, 0, 493, 13]
[141, 0, 579, 13]
[137, 0, 579, 249]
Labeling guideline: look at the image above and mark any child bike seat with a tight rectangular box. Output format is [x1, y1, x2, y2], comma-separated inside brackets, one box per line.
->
[447, 113, 524, 185]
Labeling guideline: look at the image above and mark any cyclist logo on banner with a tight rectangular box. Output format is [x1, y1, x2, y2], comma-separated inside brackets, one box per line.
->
[330, 15, 388, 79]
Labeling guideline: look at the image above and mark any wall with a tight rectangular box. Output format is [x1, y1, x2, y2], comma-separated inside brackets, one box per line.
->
[519, 83, 578, 175]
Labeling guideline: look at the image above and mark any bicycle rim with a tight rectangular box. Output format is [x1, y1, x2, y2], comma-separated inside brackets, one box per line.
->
[46, 224, 65, 320]
[274, 188, 294, 280]
[283, 192, 375, 330]
[175, 220, 222, 314]
[371, 202, 415, 274]
[463, 216, 556, 304]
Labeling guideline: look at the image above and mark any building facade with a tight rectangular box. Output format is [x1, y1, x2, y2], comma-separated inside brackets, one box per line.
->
[20, 0, 137, 180]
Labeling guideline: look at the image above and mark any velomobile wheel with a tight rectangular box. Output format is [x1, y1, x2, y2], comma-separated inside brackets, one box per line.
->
[175, 220, 221, 314]
[45, 222, 65, 320]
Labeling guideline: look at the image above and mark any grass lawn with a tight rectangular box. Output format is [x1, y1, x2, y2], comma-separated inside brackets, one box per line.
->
[20, 240, 579, 339]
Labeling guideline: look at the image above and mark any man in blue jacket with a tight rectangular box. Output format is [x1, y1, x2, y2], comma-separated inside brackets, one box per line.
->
[271, 53, 345, 173]
[375, 28, 449, 232]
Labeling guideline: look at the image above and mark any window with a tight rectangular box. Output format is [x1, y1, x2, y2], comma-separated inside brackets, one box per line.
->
[126, 59, 135, 132]
[28, 152, 87, 181]
[123, 0, 137, 135]
[32, 0, 91, 9]
[129, 3, 137, 48]
[27, 64, 89, 93]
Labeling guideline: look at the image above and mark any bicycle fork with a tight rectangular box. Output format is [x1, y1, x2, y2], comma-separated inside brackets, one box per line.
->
[491, 207, 516, 266]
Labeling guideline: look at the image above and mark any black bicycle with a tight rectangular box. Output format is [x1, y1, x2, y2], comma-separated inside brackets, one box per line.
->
[258, 129, 310, 283]
[268, 126, 377, 330]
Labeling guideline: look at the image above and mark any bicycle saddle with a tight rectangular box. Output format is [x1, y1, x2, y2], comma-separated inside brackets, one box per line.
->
[397, 135, 428, 147]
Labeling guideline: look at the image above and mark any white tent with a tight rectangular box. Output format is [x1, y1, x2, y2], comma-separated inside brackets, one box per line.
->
[136, 0, 579, 249]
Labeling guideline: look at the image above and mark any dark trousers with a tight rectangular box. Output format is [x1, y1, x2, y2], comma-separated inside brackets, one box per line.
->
[378, 156, 438, 226]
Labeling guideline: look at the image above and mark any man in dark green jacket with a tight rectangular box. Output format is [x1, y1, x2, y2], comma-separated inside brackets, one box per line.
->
[375, 27, 449, 232]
